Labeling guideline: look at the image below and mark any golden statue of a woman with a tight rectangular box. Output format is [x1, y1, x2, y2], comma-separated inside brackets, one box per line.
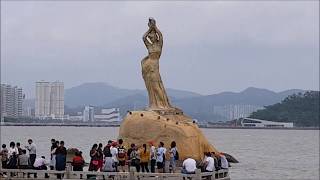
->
[141, 18, 172, 109]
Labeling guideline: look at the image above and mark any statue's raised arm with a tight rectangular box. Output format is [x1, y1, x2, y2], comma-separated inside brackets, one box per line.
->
[143, 27, 152, 47]
[149, 18, 163, 46]
[154, 26, 163, 46]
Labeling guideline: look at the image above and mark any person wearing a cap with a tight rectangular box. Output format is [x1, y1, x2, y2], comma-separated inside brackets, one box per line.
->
[110, 141, 119, 172]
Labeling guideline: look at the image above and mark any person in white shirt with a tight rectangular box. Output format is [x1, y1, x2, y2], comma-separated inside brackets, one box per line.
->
[156, 142, 166, 173]
[33, 156, 47, 170]
[8, 142, 19, 157]
[7, 142, 19, 169]
[25, 139, 37, 166]
[220, 153, 229, 169]
[110, 141, 119, 172]
[204, 153, 215, 172]
[181, 157, 197, 174]
[149, 141, 156, 173]
[33, 156, 49, 178]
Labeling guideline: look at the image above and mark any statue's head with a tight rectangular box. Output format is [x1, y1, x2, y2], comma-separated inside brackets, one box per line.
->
[148, 17, 156, 28]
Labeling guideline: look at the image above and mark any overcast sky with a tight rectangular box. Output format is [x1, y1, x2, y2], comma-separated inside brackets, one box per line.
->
[1, 1, 319, 98]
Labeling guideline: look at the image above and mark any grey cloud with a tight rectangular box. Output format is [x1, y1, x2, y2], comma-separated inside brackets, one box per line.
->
[1, 1, 319, 98]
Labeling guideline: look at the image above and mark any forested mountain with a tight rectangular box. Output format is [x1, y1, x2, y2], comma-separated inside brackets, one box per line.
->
[250, 91, 319, 127]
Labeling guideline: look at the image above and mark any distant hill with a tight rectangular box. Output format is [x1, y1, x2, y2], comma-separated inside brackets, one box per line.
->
[25, 82, 306, 122]
[173, 87, 306, 121]
[249, 91, 319, 127]
[64, 82, 143, 107]
[175, 87, 305, 107]
[102, 87, 305, 122]
[64, 82, 201, 107]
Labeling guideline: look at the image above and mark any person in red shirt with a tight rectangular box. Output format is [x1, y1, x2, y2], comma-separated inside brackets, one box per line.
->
[72, 151, 85, 171]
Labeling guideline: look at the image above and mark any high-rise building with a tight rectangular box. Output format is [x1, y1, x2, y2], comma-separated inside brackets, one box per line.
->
[83, 106, 94, 122]
[35, 81, 64, 119]
[49, 81, 64, 118]
[1, 84, 23, 118]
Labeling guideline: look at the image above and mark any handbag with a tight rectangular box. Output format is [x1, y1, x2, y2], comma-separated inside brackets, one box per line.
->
[92, 160, 99, 166]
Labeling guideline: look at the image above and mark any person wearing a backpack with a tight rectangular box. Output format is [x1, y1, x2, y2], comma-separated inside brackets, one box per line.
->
[169, 141, 178, 173]
[117, 139, 126, 172]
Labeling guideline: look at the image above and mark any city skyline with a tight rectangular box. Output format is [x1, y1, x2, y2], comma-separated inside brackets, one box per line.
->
[1, 1, 319, 98]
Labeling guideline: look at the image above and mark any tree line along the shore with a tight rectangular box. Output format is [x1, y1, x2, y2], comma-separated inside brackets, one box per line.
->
[250, 91, 319, 127]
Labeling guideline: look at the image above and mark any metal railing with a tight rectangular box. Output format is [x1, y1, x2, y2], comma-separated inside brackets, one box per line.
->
[0, 163, 230, 180]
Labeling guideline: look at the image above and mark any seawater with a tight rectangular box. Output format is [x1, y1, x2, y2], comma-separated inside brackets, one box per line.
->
[0, 126, 319, 180]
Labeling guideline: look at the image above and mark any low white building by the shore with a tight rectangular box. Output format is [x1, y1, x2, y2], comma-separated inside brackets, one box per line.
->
[240, 117, 294, 128]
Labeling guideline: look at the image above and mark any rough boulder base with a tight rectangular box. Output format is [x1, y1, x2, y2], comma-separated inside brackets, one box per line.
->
[119, 110, 218, 160]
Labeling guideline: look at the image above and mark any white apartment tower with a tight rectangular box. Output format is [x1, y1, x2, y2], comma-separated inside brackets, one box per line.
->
[1, 84, 23, 118]
[35, 81, 64, 119]
[83, 106, 94, 122]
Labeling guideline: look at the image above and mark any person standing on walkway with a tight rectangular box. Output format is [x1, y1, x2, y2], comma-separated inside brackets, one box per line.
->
[89, 144, 99, 172]
[129, 145, 140, 172]
[169, 141, 178, 173]
[156, 142, 166, 173]
[0, 144, 8, 169]
[117, 139, 127, 172]
[16, 142, 23, 156]
[97, 143, 104, 171]
[50, 140, 59, 170]
[18, 149, 29, 169]
[127, 143, 135, 172]
[8, 142, 18, 169]
[110, 141, 119, 172]
[55, 141, 67, 179]
[149, 141, 156, 173]
[49, 139, 57, 170]
[25, 139, 36, 167]
[140, 144, 150, 173]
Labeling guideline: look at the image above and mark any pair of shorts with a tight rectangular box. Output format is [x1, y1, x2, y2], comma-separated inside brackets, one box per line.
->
[118, 160, 126, 166]
[157, 162, 164, 169]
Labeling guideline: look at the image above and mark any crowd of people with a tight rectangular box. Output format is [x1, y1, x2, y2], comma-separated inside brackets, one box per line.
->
[86, 139, 229, 175]
[0, 139, 68, 178]
[86, 139, 175, 173]
[0, 138, 229, 178]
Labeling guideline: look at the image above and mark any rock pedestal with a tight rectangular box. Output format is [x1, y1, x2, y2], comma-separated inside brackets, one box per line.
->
[119, 110, 218, 160]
